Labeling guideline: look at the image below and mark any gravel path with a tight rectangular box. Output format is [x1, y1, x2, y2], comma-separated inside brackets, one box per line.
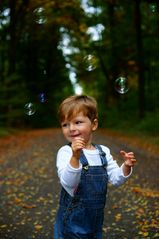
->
[0, 128, 158, 239]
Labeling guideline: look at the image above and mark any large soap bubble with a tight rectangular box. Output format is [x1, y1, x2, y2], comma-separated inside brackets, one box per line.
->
[24, 102, 36, 116]
[83, 54, 98, 71]
[114, 77, 129, 94]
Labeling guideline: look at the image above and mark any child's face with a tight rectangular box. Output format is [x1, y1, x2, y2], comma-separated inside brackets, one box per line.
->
[61, 112, 98, 145]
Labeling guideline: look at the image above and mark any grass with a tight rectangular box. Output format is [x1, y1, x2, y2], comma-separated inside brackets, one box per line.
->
[100, 108, 159, 148]
[0, 127, 20, 137]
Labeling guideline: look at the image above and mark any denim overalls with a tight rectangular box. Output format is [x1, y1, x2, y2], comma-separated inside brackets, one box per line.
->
[54, 144, 108, 239]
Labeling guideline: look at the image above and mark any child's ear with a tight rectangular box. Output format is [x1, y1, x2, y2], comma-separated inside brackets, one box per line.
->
[92, 118, 98, 131]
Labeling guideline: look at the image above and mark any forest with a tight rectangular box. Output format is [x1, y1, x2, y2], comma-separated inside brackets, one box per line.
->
[0, 0, 159, 139]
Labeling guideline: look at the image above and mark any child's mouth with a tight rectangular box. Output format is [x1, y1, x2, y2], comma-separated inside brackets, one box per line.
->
[70, 134, 81, 138]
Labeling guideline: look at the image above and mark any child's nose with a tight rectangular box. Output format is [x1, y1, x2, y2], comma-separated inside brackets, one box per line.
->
[69, 123, 76, 131]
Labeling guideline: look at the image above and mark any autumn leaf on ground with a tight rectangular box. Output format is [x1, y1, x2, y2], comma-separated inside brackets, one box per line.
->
[138, 231, 149, 237]
[34, 224, 43, 230]
[22, 203, 37, 209]
[14, 197, 22, 204]
[115, 213, 122, 222]
[132, 187, 159, 198]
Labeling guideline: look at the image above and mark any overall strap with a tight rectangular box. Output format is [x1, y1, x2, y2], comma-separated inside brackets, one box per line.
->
[94, 144, 107, 167]
[67, 143, 107, 168]
[68, 143, 89, 169]
[80, 151, 89, 170]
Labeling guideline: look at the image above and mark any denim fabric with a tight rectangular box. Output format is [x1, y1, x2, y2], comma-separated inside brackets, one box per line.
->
[54, 145, 108, 239]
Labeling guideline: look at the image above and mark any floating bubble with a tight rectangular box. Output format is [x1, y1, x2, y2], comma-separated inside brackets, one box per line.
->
[114, 77, 129, 94]
[24, 102, 36, 116]
[33, 7, 47, 24]
[83, 54, 98, 71]
[149, 4, 157, 13]
[38, 92, 46, 103]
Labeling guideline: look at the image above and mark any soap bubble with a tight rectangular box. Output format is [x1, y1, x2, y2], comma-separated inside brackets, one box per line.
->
[33, 7, 47, 24]
[149, 4, 157, 13]
[24, 102, 36, 116]
[114, 77, 129, 94]
[83, 54, 98, 71]
[38, 92, 46, 103]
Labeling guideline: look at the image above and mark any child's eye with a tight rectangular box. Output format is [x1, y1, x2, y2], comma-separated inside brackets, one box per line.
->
[61, 123, 68, 128]
[76, 121, 82, 124]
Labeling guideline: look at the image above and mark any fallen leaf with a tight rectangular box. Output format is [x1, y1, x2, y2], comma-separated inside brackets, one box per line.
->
[115, 213, 122, 221]
[21, 203, 36, 209]
[34, 224, 43, 230]
[132, 187, 159, 198]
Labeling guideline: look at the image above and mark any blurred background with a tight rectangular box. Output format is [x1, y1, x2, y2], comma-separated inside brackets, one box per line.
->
[0, 0, 159, 141]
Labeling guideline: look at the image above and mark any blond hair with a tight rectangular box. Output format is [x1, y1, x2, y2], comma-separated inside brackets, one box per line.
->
[59, 95, 98, 123]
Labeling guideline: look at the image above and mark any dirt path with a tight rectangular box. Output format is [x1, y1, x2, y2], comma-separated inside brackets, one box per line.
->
[0, 128, 158, 239]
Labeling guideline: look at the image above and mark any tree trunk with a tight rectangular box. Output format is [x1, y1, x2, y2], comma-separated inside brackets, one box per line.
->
[8, 0, 17, 74]
[134, 0, 145, 118]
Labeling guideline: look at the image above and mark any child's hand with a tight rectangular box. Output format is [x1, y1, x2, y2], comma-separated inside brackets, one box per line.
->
[120, 150, 136, 167]
[71, 137, 85, 158]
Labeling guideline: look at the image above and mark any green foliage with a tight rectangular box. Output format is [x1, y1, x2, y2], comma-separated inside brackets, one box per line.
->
[100, 105, 159, 137]
[0, 0, 159, 132]
[134, 110, 159, 135]
[0, 128, 11, 137]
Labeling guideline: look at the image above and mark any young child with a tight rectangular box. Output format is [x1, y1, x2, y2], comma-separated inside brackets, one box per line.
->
[54, 95, 136, 239]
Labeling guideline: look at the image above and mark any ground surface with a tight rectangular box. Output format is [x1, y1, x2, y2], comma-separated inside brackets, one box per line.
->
[0, 128, 159, 239]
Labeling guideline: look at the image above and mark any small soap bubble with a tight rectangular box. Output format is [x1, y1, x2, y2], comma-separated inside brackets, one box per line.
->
[150, 4, 157, 13]
[33, 7, 46, 24]
[39, 92, 46, 103]
[24, 102, 36, 116]
[114, 77, 129, 94]
[83, 54, 98, 71]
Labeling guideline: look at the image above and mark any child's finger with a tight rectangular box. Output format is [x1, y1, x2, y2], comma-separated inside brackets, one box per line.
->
[127, 152, 135, 157]
[72, 137, 85, 143]
[120, 150, 127, 157]
[72, 139, 85, 151]
[131, 158, 137, 164]
[120, 150, 135, 159]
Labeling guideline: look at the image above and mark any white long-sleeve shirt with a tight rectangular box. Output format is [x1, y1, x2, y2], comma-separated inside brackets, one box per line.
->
[56, 145, 132, 196]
